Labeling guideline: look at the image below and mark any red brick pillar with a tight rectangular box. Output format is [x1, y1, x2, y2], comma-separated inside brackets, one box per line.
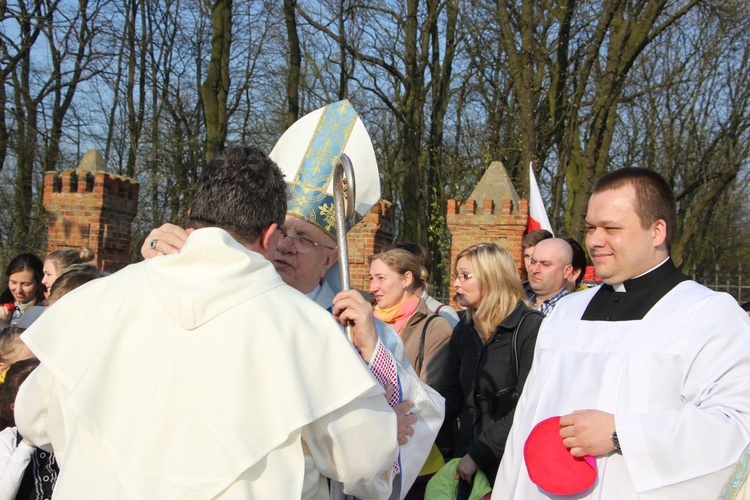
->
[446, 198, 528, 307]
[346, 201, 395, 291]
[43, 157, 139, 273]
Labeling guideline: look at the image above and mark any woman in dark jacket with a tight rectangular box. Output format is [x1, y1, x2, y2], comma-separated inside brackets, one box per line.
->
[440, 242, 544, 486]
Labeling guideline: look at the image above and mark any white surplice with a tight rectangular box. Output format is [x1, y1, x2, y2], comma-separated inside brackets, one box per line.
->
[313, 279, 445, 498]
[15, 228, 397, 499]
[495, 281, 750, 499]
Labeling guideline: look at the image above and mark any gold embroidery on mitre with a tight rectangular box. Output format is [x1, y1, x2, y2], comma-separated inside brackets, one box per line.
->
[319, 203, 336, 231]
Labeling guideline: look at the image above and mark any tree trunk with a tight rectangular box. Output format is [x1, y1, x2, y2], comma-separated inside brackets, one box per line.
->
[283, 0, 300, 127]
[201, 0, 232, 162]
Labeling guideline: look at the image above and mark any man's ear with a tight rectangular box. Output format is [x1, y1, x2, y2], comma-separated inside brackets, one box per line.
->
[258, 223, 279, 257]
[322, 248, 339, 273]
[563, 264, 574, 280]
[652, 219, 668, 248]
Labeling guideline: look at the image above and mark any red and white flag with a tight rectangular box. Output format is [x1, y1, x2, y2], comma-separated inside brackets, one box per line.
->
[527, 163, 554, 235]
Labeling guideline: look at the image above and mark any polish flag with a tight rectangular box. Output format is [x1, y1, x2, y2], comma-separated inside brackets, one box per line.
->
[527, 163, 554, 235]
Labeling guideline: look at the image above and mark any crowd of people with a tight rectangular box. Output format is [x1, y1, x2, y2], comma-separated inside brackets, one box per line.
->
[0, 245, 100, 498]
[0, 101, 749, 499]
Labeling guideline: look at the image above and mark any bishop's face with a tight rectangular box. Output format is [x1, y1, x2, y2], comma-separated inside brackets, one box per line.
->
[272, 215, 337, 294]
[585, 184, 664, 285]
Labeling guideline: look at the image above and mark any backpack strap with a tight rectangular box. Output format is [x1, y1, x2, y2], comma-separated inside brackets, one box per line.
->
[510, 310, 544, 397]
[416, 314, 439, 376]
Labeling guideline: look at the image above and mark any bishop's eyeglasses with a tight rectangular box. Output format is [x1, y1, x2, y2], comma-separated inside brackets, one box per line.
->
[279, 228, 336, 254]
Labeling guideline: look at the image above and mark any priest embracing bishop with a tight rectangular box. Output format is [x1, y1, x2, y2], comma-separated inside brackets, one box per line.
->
[14, 146, 400, 499]
[494, 168, 750, 499]
[140, 101, 445, 499]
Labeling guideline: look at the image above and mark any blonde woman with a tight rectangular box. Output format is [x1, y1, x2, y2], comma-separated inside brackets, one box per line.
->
[41, 247, 95, 298]
[369, 249, 453, 390]
[441, 243, 543, 486]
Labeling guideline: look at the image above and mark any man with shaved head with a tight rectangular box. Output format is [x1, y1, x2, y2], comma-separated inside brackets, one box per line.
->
[527, 238, 573, 314]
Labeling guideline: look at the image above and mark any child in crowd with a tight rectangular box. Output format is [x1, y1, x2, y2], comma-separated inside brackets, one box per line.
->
[0, 358, 58, 499]
[0, 326, 34, 383]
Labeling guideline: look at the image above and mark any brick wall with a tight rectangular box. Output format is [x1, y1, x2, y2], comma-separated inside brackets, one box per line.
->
[446, 197, 528, 306]
[43, 169, 139, 273]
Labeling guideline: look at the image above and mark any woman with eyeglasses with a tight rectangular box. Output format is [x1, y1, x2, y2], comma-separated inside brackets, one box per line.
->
[369, 248, 453, 390]
[440, 243, 543, 487]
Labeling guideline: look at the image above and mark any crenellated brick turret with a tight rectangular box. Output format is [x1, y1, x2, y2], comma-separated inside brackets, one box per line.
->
[446, 161, 529, 307]
[43, 150, 139, 273]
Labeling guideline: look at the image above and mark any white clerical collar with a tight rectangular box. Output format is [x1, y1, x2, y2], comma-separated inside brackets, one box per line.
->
[306, 282, 323, 301]
[611, 257, 671, 292]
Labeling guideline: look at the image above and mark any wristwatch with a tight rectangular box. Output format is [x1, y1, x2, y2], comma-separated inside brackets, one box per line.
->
[610, 429, 622, 453]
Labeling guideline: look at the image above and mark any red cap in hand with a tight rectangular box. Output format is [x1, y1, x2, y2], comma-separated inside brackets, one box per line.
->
[524, 416, 598, 495]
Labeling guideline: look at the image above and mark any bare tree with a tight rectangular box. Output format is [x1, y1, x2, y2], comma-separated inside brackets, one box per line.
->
[466, 0, 703, 239]
[283, 0, 301, 126]
[615, 0, 750, 272]
[297, 0, 460, 246]
[5, 0, 104, 251]
[0, 0, 48, 176]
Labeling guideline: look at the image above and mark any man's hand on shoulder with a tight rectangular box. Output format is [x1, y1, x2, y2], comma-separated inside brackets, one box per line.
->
[141, 223, 190, 258]
[559, 409, 616, 457]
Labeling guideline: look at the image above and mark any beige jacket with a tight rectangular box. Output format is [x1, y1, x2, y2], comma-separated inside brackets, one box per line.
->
[398, 298, 453, 390]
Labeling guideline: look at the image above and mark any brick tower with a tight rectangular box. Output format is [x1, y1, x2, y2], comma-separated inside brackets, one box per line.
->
[43, 149, 139, 273]
[446, 161, 529, 305]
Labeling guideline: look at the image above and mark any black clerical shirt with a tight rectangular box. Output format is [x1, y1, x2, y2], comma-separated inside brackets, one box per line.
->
[582, 258, 688, 321]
